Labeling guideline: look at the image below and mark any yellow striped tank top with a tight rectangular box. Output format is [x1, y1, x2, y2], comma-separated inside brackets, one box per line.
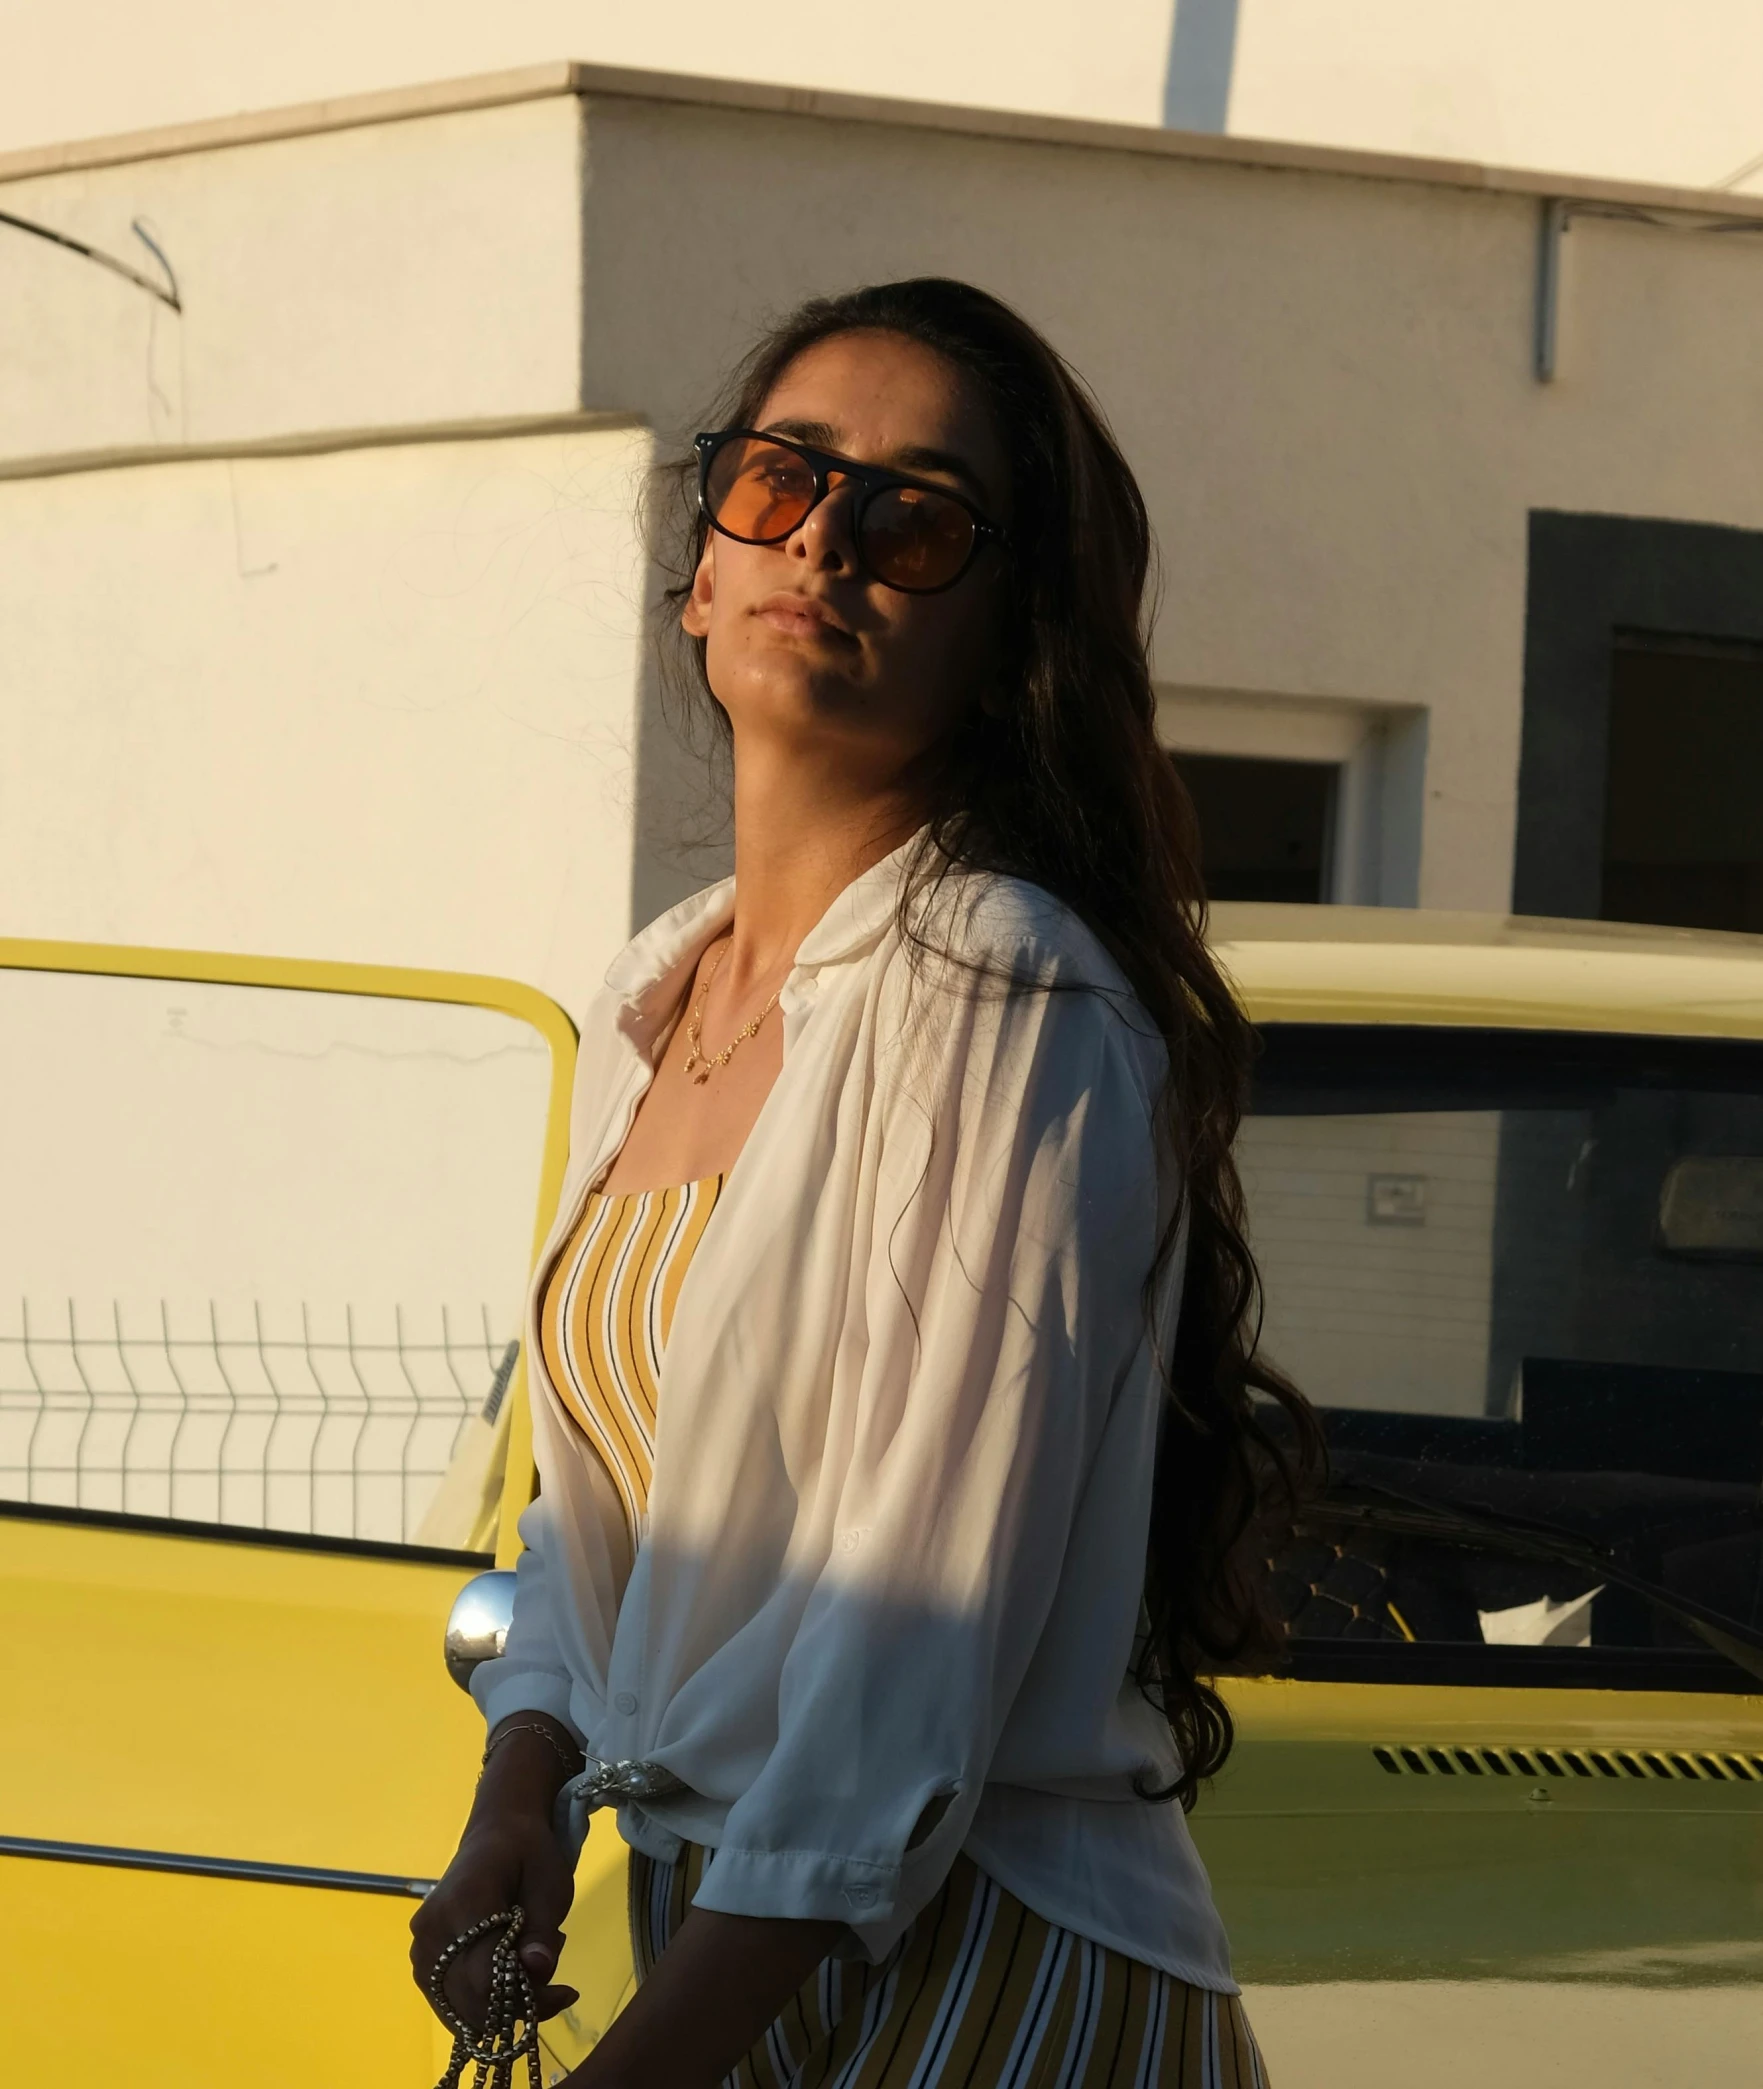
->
[538, 1174, 723, 1546]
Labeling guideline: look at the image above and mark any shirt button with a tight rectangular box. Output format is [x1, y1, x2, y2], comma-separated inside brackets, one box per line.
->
[613, 1691, 638, 1716]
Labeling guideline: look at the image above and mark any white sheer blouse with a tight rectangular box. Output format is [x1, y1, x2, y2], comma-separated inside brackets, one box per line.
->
[473, 839, 1237, 1991]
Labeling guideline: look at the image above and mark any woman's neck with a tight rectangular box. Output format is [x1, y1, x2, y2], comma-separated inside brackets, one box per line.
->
[721, 737, 925, 999]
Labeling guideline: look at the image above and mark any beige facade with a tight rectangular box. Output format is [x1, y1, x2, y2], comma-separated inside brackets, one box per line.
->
[8, 2, 1763, 192]
[1224, 1, 1763, 191]
[5, 66, 1763, 1006]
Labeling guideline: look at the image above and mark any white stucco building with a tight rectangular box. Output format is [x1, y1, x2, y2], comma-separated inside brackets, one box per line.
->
[4, 60, 1763, 1005]
[9, 3, 1763, 192]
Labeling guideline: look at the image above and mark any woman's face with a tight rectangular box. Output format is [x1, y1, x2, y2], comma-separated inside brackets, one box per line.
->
[682, 329, 1010, 798]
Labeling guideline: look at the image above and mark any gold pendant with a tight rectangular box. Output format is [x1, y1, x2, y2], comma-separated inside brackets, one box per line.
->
[693, 1069, 710, 1085]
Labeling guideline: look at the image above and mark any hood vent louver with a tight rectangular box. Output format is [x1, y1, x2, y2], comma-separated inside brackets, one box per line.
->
[1372, 1743, 1763, 1781]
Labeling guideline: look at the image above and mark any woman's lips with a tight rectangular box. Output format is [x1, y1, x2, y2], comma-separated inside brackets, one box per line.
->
[754, 592, 854, 641]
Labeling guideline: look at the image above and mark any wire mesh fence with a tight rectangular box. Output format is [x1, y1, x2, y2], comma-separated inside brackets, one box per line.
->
[0, 1297, 517, 1546]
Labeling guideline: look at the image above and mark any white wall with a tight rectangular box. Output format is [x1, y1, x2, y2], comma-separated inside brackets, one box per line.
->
[0, 2, 1177, 156]
[0, 971, 549, 1325]
[1228, 1, 1763, 193]
[7, 1, 1763, 191]
[569, 90, 1763, 915]
[0, 96, 584, 463]
[0, 423, 651, 1010]
[1238, 1111, 1500, 1416]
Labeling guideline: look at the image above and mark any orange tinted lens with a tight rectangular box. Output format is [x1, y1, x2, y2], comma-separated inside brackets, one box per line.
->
[706, 438, 817, 542]
[861, 485, 976, 590]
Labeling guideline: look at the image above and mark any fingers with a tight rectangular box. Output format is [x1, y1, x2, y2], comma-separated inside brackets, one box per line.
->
[439, 1933, 499, 2030]
[409, 1904, 447, 1991]
[430, 1935, 576, 2028]
[519, 1936, 560, 1984]
[513, 1837, 575, 1988]
[410, 1821, 579, 2032]
[409, 1893, 471, 1995]
[521, 1834, 577, 1933]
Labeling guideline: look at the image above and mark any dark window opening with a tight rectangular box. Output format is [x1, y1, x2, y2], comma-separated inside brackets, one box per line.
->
[1515, 511, 1763, 922]
[1602, 639, 1763, 935]
[1173, 752, 1335, 904]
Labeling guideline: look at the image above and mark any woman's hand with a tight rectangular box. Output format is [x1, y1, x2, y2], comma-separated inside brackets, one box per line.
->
[559, 1905, 843, 2089]
[411, 1719, 584, 2029]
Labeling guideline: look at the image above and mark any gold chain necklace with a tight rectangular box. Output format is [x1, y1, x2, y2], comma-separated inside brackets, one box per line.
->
[680, 937, 783, 1086]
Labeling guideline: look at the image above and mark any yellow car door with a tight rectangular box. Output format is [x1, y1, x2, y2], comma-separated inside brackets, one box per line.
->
[1188, 956, 1763, 2089]
[0, 941, 577, 2087]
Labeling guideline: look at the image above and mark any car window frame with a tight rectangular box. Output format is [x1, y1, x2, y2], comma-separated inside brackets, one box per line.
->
[1247, 1018, 1763, 1698]
[0, 935, 578, 1569]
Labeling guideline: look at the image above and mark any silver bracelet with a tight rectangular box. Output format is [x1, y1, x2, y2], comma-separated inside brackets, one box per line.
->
[481, 1718, 583, 1779]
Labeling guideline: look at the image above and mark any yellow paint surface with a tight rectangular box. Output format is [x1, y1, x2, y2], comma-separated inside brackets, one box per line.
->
[5, 1854, 448, 2088]
[0, 1515, 485, 1866]
[1220, 1672, 1763, 1756]
[1214, 903, 1763, 1037]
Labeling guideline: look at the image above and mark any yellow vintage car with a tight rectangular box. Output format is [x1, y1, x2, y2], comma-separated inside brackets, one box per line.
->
[3, 907, 1760, 2087]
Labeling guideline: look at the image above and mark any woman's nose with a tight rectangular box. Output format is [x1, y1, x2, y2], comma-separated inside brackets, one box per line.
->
[791, 476, 861, 571]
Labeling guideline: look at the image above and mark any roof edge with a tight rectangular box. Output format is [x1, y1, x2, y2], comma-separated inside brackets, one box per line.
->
[3, 59, 1763, 227]
[0, 62, 580, 183]
[0, 408, 641, 487]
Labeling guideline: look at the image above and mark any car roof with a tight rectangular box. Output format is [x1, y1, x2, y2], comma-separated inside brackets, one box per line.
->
[1207, 905, 1763, 1039]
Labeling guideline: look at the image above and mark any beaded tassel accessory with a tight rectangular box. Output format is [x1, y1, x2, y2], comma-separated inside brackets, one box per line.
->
[425, 1905, 544, 2089]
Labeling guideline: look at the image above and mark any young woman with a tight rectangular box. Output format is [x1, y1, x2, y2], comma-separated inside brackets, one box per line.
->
[412, 277, 1313, 2089]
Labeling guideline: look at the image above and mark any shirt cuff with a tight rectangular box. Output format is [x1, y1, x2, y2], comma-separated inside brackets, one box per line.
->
[690, 1841, 901, 1930]
[470, 1658, 581, 1739]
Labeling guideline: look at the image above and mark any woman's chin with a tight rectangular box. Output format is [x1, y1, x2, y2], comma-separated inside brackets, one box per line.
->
[715, 663, 875, 738]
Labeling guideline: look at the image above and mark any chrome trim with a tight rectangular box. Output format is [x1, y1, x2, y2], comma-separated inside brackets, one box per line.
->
[445, 1567, 518, 1690]
[0, 1831, 436, 1898]
[0, 1493, 492, 1569]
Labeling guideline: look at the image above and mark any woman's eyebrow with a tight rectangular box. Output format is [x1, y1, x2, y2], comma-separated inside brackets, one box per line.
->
[889, 444, 991, 504]
[760, 419, 991, 504]
[763, 416, 843, 451]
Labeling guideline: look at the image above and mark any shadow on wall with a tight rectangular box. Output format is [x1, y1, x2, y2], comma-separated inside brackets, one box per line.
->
[630, 455, 738, 931]
[1164, 0, 1242, 134]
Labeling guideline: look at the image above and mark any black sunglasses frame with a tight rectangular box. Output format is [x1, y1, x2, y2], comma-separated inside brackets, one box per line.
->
[693, 428, 1006, 595]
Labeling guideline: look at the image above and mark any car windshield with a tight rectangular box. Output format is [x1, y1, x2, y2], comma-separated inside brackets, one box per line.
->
[1246, 1025, 1763, 1692]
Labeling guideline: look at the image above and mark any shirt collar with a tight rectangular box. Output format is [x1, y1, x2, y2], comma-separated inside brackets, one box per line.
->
[602, 829, 925, 1022]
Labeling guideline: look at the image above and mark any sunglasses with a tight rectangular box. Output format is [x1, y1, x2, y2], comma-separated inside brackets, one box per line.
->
[694, 428, 1005, 595]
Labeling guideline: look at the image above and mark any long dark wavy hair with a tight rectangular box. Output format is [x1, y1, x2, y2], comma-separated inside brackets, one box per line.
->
[655, 277, 1323, 1808]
